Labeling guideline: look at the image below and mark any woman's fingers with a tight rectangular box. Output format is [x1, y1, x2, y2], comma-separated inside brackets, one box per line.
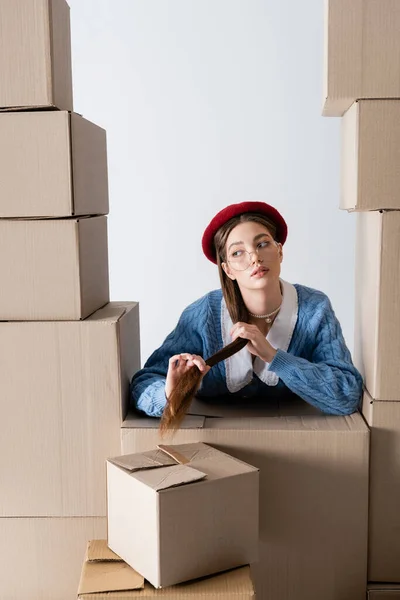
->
[168, 353, 210, 374]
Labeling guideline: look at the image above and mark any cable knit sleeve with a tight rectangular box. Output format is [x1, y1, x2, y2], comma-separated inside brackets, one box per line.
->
[268, 294, 363, 415]
[130, 295, 209, 417]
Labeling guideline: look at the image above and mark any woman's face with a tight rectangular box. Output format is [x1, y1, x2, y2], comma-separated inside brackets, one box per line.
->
[221, 220, 283, 291]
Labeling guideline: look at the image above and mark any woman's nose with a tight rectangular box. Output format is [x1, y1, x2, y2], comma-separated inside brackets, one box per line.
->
[249, 250, 263, 263]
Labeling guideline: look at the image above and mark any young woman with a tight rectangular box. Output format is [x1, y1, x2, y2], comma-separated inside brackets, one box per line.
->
[130, 201, 363, 417]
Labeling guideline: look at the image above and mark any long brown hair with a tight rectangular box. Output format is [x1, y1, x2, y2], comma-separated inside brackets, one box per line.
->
[160, 212, 278, 434]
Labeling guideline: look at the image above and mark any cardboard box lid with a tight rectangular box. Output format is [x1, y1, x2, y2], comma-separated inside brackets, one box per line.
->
[78, 541, 144, 595]
[108, 442, 257, 491]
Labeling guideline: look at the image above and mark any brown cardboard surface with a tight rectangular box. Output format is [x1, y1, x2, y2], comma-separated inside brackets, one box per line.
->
[0, 0, 73, 111]
[341, 101, 400, 211]
[354, 211, 400, 400]
[0, 111, 108, 217]
[0, 302, 140, 517]
[323, 0, 400, 116]
[0, 517, 106, 600]
[107, 443, 259, 589]
[121, 404, 369, 600]
[0, 216, 109, 320]
[368, 584, 400, 599]
[78, 541, 144, 595]
[362, 392, 400, 581]
[78, 542, 254, 599]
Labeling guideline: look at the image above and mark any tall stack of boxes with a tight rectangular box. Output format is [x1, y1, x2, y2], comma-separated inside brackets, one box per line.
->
[324, 0, 400, 597]
[0, 1, 140, 599]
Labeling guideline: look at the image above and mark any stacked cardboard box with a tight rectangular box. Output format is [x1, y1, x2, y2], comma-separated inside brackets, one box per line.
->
[106, 442, 259, 589]
[121, 398, 370, 599]
[0, 1, 140, 598]
[323, 0, 400, 587]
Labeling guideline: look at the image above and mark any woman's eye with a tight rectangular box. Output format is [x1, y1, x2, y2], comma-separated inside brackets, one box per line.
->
[232, 250, 243, 258]
[258, 241, 270, 249]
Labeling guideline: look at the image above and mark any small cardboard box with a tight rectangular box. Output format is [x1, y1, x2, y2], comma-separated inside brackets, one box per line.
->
[0, 216, 109, 320]
[354, 210, 400, 400]
[362, 392, 400, 582]
[0, 111, 109, 217]
[107, 442, 259, 589]
[0, 302, 140, 517]
[121, 400, 369, 600]
[323, 0, 400, 116]
[368, 583, 400, 599]
[77, 540, 255, 599]
[0, 0, 73, 111]
[341, 100, 400, 211]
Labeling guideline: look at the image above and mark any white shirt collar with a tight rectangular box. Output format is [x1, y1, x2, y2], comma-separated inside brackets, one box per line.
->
[221, 279, 298, 392]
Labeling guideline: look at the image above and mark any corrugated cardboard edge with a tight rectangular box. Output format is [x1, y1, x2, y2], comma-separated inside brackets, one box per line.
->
[77, 216, 110, 319]
[86, 540, 122, 562]
[49, 0, 73, 111]
[322, 0, 363, 117]
[71, 113, 109, 216]
[117, 303, 141, 421]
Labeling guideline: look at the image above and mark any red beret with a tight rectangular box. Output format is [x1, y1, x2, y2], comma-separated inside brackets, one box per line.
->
[202, 201, 288, 264]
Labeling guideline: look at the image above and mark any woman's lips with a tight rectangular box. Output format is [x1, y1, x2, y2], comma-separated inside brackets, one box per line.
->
[251, 268, 269, 278]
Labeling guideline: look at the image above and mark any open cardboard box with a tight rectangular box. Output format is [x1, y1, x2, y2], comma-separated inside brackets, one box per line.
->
[121, 398, 369, 600]
[77, 540, 255, 599]
[107, 442, 259, 589]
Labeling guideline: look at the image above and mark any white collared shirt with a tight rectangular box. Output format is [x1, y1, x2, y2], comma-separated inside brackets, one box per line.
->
[221, 279, 299, 392]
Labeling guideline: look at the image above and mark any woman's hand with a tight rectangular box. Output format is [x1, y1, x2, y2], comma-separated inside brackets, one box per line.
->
[230, 322, 277, 363]
[165, 353, 211, 400]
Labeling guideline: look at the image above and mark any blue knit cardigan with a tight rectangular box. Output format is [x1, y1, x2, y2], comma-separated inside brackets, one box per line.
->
[130, 282, 363, 418]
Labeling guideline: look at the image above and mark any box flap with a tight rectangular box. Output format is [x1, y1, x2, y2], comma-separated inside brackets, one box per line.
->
[108, 449, 176, 473]
[121, 411, 206, 429]
[78, 541, 144, 595]
[188, 395, 323, 418]
[159, 442, 219, 464]
[86, 540, 121, 562]
[132, 464, 207, 491]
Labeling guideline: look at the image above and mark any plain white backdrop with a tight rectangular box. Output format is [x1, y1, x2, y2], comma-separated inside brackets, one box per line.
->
[67, 0, 357, 365]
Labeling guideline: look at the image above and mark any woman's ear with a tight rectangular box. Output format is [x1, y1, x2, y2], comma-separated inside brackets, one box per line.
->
[275, 242, 283, 262]
[221, 261, 236, 281]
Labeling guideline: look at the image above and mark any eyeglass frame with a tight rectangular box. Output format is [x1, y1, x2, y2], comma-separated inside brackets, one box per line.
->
[225, 240, 281, 271]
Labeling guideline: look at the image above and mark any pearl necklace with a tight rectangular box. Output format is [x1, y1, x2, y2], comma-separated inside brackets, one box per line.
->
[248, 302, 282, 323]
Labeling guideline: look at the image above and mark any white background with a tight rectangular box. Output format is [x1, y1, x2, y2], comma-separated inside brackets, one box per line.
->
[68, 0, 357, 365]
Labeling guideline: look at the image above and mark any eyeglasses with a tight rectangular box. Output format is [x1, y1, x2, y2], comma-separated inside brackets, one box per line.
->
[227, 241, 279, 271]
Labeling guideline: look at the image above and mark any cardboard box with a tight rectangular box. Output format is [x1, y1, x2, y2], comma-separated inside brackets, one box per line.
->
[363, 392, 400, 581]
[0, 302, 139, 517]
[354, 211, 400, 400]
[368, 584, 400, 599]
[107, 442, 259, 589]
[121, 399, 369, 600]
[77, 540, 255, 599]
[341, 100, 400, 211]
[0, 0, 73, 111]
[323, 0, 400, 116]
[0, 517, 107, 600]
[0, 216, 109, 320]
[0, 111, 109, 217]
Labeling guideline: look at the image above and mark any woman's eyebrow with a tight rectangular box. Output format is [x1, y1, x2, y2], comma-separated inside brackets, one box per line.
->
[228, 232, 270, 251]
